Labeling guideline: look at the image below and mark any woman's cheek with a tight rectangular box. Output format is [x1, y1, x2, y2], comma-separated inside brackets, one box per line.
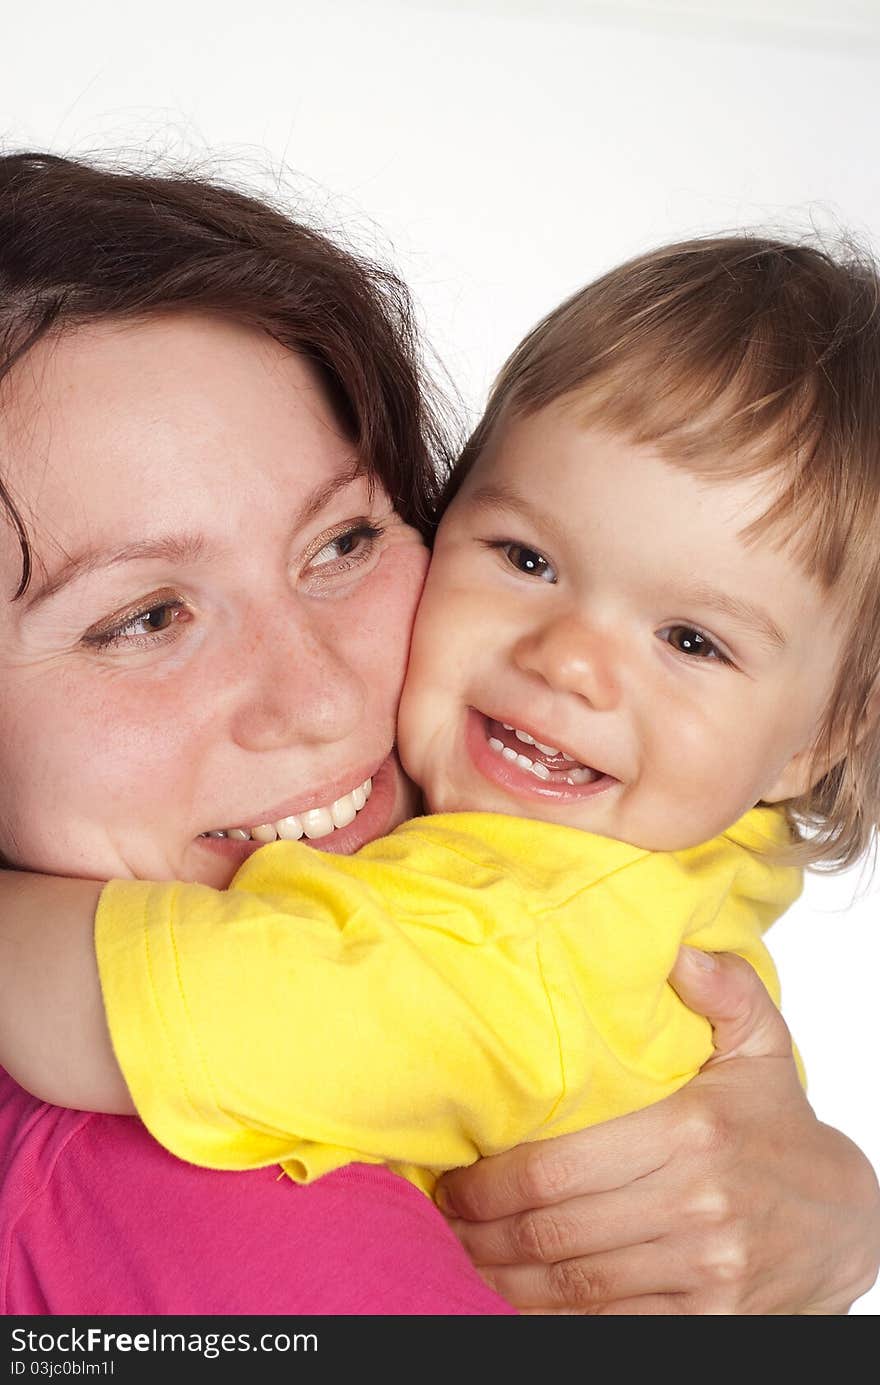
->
[355, 539, 430, 699]
[36, 676, 195, 845]
[398, 542, 431, 636]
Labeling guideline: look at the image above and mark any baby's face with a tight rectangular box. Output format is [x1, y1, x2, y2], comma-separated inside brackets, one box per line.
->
[398, 402, 849, 851]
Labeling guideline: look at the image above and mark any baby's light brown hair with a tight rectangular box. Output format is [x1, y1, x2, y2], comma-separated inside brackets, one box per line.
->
[448, 235, 880, 870]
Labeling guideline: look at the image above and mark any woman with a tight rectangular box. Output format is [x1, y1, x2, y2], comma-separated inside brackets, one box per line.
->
[0, 151, 877, 1315]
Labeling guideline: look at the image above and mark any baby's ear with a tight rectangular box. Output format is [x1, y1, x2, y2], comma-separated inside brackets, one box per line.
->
[762, 681, 880, 804]
[761, 746, 827, 804]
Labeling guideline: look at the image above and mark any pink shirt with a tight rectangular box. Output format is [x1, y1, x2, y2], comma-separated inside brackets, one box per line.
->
[0, 1069, 514, 1315]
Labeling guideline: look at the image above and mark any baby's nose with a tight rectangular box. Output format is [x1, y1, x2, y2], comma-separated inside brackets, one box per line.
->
[512, 613, 620, 710]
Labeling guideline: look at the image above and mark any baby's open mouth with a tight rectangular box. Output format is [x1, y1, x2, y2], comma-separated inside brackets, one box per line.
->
[199, 777, 373, 843]
[484, 719, 603, 786]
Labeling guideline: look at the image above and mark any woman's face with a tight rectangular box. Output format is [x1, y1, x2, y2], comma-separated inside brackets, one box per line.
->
[0, 314, 428, 887]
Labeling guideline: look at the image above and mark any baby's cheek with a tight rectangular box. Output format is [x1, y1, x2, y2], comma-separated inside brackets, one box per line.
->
[398, 655, 462, 816]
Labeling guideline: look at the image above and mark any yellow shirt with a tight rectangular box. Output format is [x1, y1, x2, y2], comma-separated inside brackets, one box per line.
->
[96, 809, 800, 1195]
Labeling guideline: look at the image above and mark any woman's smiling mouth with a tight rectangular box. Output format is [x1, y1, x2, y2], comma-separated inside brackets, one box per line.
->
[196, 753, 401, 860]
[201, 776, 373, 842]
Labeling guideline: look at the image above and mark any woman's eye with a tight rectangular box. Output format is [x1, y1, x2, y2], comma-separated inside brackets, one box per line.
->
[83, 600, 189, 650]
[659, 625, 726, 661]
[130, 605, 177, 635]
[496, 542, 557, 583]
[308, 523, 385, 571]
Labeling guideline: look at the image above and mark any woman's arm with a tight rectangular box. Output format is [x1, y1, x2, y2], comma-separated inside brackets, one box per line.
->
[4, 870, 877, 1312]
[1, 850, 730, 1166]
[92, 843, 775, 1178]
[437, 949, 880, 1315]
[4, 835, 781, 1182]
[0, 870, 134, 1112]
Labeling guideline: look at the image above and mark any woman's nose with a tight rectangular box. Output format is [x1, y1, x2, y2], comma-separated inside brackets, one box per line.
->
[512, 613, 620, 710]
[227, 607, 366, 752]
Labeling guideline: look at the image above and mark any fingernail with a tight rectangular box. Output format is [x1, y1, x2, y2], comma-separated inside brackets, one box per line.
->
[679, 944, 717, 971]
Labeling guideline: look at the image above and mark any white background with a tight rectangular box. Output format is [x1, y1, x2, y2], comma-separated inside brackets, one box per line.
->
[3, 0, 879, 1314]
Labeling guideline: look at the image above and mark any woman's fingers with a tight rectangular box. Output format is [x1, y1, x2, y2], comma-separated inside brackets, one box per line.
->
[437, 949, 794, 1227]
[444, 950, 880, 1313]
[473, 1242, 690, 1312]
[437, 1104, 673, 1222]
[582, 1295, 691, 1316]
[447, 1182, 671, 1267]
[670, 946, 795, 1063]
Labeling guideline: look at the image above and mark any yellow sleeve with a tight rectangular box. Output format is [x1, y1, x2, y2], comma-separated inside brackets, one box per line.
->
[96, 831, 571, 1182]
[95, 812, 800, 1186]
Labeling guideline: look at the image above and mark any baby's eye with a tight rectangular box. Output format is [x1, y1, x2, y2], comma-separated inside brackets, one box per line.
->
[658, 625, 726, 661]
[497, 542, 557, 583]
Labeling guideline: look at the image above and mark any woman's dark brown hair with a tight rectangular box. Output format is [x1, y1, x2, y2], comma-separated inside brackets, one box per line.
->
[0, 151, 451, 597]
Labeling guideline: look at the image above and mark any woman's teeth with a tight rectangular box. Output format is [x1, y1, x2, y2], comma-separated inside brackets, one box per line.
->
[489, 723, 599, 786]
[202, 778, 372, 843]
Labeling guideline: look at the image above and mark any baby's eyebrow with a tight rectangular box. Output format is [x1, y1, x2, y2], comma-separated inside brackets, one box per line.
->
[675, 582, 787, 650]
[464, 482, 571, 550]
[466, 484, 787, 650]
[466, 483, 787, 650]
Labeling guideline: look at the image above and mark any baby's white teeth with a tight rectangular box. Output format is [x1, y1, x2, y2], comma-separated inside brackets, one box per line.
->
[300, 807, 336, 839]
[507, 723, 564, 758]
[487, 734, 591, 783]
[512, 728, 564, 758]
[228, 828, 251, 840]
[565, 767, 595, 785]
[352, 784, 366, 811]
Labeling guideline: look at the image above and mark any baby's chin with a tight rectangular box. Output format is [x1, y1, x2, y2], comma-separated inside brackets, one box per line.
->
[422, 783, 525, 820]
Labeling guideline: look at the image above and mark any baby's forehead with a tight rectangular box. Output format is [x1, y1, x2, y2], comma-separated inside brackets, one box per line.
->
[455, 401, 847, 573]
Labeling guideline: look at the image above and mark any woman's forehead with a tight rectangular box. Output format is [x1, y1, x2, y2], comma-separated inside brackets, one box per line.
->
[0, 313, 365, 559]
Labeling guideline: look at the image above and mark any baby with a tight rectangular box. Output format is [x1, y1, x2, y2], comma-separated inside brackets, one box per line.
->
[8, 233, 880, 1194]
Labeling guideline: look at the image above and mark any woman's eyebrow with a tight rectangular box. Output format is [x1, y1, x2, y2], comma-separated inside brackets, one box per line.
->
[296, 464, 365, 526]
[22, 535, 209, 611]
[22, 468, 367, 612]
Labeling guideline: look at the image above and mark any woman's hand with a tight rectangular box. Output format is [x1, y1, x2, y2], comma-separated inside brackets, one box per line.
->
[436, 949, 880, 1314]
